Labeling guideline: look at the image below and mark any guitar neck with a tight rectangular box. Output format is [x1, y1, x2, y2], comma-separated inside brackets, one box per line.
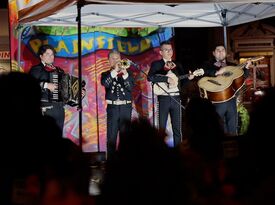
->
[237, 61, 251, 69]
[178, 74, 189, 80]
[238, 56, 264, 68]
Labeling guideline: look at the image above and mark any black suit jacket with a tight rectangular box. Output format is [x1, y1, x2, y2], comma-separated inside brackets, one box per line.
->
[101, 69, 134, 101]
[147, 59, 189, 91]
[29, 63, 65, 104]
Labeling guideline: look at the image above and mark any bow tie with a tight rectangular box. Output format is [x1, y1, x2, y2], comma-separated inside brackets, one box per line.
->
[44, 64, 56, 72]
[117, 72, 124, 78]
[164, 61, 176, 71]
[214, 60, 227, 68]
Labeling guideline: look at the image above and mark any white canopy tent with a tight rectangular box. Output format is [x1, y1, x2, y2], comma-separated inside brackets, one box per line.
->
[16, 0, 275, 50]
[18, 0, 275, 28]
[14, 0, 275, 148]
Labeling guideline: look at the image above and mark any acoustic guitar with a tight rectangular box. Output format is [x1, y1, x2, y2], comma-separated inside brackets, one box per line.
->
[197, 56, 264, 103]
[153, 68, 204, 96]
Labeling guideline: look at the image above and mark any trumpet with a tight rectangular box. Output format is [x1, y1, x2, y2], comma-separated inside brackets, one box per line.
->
[117, 59, 131, 70]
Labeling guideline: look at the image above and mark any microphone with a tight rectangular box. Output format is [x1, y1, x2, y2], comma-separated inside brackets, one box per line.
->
[129, 60, 139, 68]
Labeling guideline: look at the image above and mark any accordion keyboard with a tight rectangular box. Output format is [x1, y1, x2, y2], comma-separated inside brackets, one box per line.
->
[51, 73, 59, 101]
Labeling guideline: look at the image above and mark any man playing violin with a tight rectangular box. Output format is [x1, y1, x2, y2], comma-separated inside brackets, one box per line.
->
[101, 50, 134, 160]
[148, 41, 195, 147]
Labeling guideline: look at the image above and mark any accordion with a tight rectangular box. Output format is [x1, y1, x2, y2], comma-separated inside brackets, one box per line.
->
[50, 70, 85, 107]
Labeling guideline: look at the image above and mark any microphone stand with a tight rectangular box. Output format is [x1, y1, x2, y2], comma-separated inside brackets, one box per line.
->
[129, 61, 185, 127]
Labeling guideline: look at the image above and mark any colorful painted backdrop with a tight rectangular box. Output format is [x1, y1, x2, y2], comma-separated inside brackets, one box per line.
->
[9, 1, 175, 152]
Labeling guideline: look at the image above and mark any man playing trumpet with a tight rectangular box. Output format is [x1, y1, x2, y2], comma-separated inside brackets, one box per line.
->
[101, 50, 134, 160]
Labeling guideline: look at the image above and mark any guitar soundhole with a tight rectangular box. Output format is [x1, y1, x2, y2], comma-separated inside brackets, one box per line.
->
[223, 71, 232, 77]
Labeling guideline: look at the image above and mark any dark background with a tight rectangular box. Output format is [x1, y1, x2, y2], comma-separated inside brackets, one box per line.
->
[1, 0, 8, 8]
[174, 27, 210, 70]
[174, 14, 275, 71]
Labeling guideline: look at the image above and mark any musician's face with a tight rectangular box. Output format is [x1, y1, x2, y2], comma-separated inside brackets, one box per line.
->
[213, 46, 226, 61]
[109, 53, 121, 68]
[160, 44, 173, 61]
[40, 49, 55, 65]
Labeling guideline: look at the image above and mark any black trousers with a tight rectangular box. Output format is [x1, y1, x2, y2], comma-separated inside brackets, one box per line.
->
[158, 95, 182, 147]
[42, 102, 65, 135]
[106, 103, 132, 159]
[214, 97, 237, 136]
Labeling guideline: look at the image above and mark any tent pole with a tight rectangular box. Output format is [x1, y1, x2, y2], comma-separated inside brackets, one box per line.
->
[221, 9, 227, 49]
[77, 1, 83, 150]
[93, 30, 101, 153]
[223, 26, 227, 50]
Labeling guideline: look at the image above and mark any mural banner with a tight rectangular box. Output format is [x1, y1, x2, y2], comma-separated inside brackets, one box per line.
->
[9, 0, 175, 152]
[13, 29, 175, 152]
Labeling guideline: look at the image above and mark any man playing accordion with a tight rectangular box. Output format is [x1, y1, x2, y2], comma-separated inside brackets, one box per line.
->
[29, 44, 85, 135]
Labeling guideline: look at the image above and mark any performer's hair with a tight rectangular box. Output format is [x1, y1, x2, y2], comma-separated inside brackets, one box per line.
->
[108, 49, 120, 59]
[212, 43, 226, 52]
[160, 40, 172, 48]
[38, 44, 56, 56]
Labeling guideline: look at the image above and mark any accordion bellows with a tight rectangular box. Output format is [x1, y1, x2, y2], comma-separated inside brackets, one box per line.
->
[50, 71, 85, 107]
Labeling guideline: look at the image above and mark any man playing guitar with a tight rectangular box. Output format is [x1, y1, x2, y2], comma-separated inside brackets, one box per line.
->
[148, 40, 195, 147]
[201, 44, 252, 136]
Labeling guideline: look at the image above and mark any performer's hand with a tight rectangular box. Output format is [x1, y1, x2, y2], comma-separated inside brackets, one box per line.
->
[47, 83, 58, 92]
[188, 70, 195, 80]
[81, 88, 86, 99]
[215, 67, 226, 76]
[121, 68, 128, 75]
[167, 77, 176, 86]
[245, 59, 252, 69]
[114, 61, 121, 72]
